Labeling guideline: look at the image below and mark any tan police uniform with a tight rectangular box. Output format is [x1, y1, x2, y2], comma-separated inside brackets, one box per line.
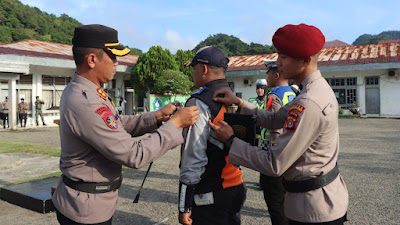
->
[228, 70, 349, 223]
[52, 73, 184, 224]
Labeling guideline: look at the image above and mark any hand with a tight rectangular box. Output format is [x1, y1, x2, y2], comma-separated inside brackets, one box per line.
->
[170, 106, 199, 128]
[179, 212, 192, 225]
[213, 88, 243, 107]
[155, 103, 177, 122]
[208, 119, 234, 143]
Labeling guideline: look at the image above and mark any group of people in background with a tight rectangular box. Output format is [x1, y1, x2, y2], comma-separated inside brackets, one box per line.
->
[0, 96, 46, 128]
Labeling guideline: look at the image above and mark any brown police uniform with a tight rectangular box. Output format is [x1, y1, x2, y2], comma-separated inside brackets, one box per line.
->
[228, 70, 349, 223]
[52, 73, 184, 223]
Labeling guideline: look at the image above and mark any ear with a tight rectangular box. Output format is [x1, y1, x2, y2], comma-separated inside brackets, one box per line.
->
[202, 64, 209, 76]
[305, 56, 312, 64]
[86, 53, 97, 69]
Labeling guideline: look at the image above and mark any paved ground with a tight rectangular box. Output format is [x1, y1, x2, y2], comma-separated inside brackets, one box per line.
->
[0, 118, 399, 224]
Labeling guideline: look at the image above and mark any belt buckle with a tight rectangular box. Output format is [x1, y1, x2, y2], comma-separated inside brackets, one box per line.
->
[95, 185, 111, 192]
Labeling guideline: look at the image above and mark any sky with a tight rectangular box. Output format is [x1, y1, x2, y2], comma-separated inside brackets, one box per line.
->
[19, 0, 400, 54]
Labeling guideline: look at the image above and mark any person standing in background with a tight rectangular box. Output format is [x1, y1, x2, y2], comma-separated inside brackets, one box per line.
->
[35, 96, 46, 126]
[1, 96, 9, 128]
[18, 98, 29, 127]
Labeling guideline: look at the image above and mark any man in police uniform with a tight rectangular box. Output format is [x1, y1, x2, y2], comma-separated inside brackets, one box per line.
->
[178, 46, 246, 225]
[210, 24, 349, 224]
[1, 96, 8, 128]
[260, 61, 295, 225]
[18, 98, 29, 127]
[52, 24, 199, 225]
[248, 79, 267, 108]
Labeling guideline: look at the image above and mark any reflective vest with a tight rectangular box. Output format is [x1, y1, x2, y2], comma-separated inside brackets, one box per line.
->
[260, 86, 296, 142]
[248, 97, 265, 109]
[187, 79, 243, 194]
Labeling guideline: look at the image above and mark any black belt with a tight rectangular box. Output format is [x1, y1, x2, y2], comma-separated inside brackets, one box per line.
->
[62, 175, 122, 193]
[282, 164, 339, 193]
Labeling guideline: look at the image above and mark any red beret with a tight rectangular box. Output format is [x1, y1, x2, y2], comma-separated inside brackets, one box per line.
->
[272, 23, 325, 58]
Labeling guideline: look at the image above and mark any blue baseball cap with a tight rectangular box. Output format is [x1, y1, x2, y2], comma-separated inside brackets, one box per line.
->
[185, 46, 229, 68]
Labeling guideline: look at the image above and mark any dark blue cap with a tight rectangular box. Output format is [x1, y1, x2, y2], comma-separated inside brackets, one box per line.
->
[186, 46, 229, 68]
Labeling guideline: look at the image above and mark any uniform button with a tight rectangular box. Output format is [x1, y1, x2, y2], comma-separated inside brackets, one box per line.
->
[330, 104, 333, 108]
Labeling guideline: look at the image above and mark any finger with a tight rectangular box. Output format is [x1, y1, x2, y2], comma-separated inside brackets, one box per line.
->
[208, 119, 217, 130]
[217, 120, 228, 126]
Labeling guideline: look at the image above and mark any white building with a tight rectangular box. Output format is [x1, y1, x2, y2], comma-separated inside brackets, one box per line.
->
[1, 39, 399, 131]
[226, 42, 400, 117]
[0, 39, 138, 129]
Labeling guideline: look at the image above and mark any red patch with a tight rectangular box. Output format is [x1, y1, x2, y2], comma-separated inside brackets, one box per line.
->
[289, 103, 305, 114]
[284, 116, 298, 132]
[102, 112, 118, 130]
[95, 106, 110, 115]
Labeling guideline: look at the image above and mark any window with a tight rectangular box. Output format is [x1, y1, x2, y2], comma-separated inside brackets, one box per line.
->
[366, 77, 379, 85]
[326, 77, 357, 107]
[236, 92, 242, 98]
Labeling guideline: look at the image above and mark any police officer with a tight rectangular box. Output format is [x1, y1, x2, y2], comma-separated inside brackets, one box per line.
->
[210, 24, 349, 224]
[260, 61, 295, 225]
[52, 24, 199, 225]
[248, 79, 267, 109]
[18, 98, 29, 127]
[178, 46, 246, 225]
[1, 96, 8, 128]
[34, 96, 46, 126]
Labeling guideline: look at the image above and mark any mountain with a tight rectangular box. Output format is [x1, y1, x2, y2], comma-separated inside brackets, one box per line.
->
[352, 31, 400, 45]
[192, 33, 275, 57]
[0, 0, 82, 44]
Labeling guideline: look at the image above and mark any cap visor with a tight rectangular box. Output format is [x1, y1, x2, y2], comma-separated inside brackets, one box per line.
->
[108, 47, 131, 56]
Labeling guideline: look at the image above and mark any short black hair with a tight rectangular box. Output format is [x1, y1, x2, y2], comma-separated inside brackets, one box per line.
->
[72, 46, 104, 66]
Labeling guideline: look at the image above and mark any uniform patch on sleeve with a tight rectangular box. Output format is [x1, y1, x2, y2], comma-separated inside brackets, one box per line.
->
[289, 103, 306, 113]
[102, 112, 118, 130]
[284, 116, 298, 132]
[95, 106, 118, 130]
[95, 106, 109, 115]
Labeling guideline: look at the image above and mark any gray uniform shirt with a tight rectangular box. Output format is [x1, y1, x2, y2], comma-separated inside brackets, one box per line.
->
[52, 73, 184, 223]
[229, 71, 349, 222]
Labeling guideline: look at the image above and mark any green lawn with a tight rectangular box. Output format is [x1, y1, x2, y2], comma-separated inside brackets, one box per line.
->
[0, 141, 61, 157]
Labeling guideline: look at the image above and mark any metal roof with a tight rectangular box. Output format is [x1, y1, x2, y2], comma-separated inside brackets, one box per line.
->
[0, 39, 138, 66]
[227, 42, 400, 72]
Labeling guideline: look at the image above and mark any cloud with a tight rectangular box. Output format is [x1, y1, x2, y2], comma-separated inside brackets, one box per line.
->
[159, 30, 199, 53]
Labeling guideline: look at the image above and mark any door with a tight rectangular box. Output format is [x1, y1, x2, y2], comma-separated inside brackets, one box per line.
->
[365, 77, 380, 114]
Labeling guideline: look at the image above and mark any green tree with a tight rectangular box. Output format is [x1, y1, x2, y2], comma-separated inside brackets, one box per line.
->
[152, 69, 193, 96]
[130, 46, 179, 95]
[175, 49, 195, 82]
[130, 48, 143, 55]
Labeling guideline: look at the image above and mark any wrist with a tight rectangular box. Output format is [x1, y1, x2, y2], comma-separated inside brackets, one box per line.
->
[238, 99, 244, 108]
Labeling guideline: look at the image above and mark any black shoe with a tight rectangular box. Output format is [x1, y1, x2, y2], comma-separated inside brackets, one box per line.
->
[43, 123, 47, 126]
[36, 122, 39, 126]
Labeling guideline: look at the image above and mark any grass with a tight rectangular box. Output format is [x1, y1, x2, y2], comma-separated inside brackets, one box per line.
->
[0, 141, 61, 187]
[0, 141, 61, 157]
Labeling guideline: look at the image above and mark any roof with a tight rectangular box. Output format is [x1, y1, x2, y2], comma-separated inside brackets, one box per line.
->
[323, 40, 351, 48]
[228, 42, 400, 72]
[378, 39, 400, 44]
[0, 39, 138, 66]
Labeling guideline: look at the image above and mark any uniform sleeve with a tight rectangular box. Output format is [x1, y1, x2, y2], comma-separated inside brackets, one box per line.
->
[179, 99, 210, 185]
[267, 95, 284, 145]
[63, 102, 183, 169]
[229, 98, 323, 176]
[118, 112, 159, 136]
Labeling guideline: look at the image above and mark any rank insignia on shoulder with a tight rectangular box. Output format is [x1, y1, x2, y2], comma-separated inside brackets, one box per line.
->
[191, 86, 206, 96]
[96, 88, 108, 99]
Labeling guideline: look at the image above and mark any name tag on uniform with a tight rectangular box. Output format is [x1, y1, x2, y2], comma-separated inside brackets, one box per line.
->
[194, 192, 214, 206]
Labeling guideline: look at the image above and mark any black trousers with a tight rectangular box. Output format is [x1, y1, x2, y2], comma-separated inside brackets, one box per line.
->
[289, 214, 347, 225]
[3, 113, 8, 128]
[56, 209, 112, 225]
[191, 183, 247, 225]
[260, 173, 288, 225]
[19, 113, 27, 126]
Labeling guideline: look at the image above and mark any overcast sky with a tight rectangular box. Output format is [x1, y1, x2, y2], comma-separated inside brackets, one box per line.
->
[19, 0, 400, 54]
